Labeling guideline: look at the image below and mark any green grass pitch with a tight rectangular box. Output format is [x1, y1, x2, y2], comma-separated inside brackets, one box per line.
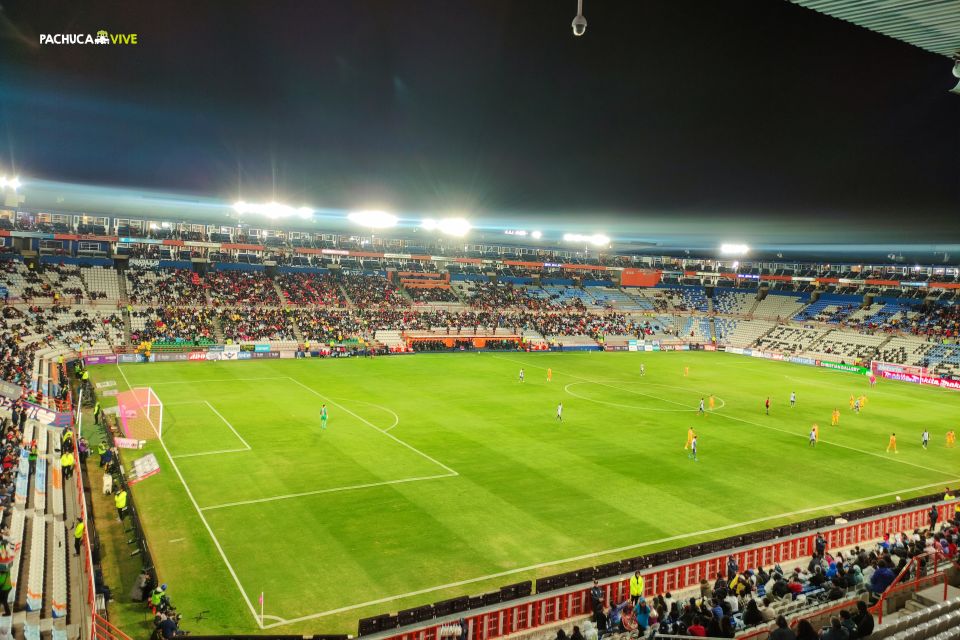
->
[89, 352, 960, 635]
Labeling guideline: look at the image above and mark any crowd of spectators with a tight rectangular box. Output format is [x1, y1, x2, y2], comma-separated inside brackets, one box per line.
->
[275, 273, 348, 306]
[466, 283, 545, 311]
[0, 307, 40, 388]
[218, 308, 297, 342]
[126, 268, 207, 306]
[902, 304, 960, 340]
[406, 286, 461, 304]
[339, 274, 406, 308]
[131, 307, 216, 346]
[207, 271, 280, 306]
[24, 306, 123, 349]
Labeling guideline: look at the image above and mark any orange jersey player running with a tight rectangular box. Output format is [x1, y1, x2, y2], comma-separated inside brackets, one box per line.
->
[947, 430, 956, 448]
[547, 368, 552, 382]
[709, 395, 715, 410]
[685, 427, 695, 450]
[831, 408, 840, 426]
[859, 395, 868, 408]
[849, 394, 855, 410]
[684, 366, 689, 377]
[887, 432, 898, 454]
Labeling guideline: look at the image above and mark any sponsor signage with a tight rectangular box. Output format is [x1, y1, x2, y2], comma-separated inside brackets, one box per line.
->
[128, 453, 161, 485]
[187, 351, 207, 361]
[819, 360, 868, 375]
[254, 344, 271, 352]
[95, 380, 117, 389]
[153, 353, 190, 362]
[789, 356, 817, 367]
[251, 351, 280, 359]
[239, 344, 256, 352]
[83, 354, 118, 366]
[238, 351, 252, 360]
[114, 437, 145, 450]
[879, 370, 960, 391]
[118, 354, 145, 364]
[102, 389, 118, 397]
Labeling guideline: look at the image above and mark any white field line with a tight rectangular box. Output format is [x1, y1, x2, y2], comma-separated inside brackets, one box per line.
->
[172, 448, 251, 459]
[115, 364, 265, 628]
[331, 398, 400, 432]
[204, 401, 252, 450]
[170, 401, 252, 459]
[261, 477, 960, 628]
[494, 355, 957, 478]
[200, 473, 457, 511]
[146, 376, 290, 385]
[563, 382, 727, 413]
[286, 376, 458, 476]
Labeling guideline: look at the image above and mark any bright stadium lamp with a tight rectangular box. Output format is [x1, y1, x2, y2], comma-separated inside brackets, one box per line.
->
[531, 230, 543, 240]
[437, 217, 471, 237]
[233, 200, 314, 219]
[348, 210, 397, 229]
[720, 243, 749, 256]
[564, 232, 610, 246]
[422, 217, 471, 237]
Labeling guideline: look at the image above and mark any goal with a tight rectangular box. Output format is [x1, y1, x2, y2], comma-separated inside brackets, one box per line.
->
[116, 387, 164, 441]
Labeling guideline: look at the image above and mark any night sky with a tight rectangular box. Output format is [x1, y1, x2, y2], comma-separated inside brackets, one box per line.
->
[0, 0, 958, 245]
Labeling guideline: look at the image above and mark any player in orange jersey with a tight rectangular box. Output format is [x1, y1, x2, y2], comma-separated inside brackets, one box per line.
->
[887, 432, 898, 454]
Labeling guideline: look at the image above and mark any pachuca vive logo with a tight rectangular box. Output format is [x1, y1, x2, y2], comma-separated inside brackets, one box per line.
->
[40, 29, 139, 45]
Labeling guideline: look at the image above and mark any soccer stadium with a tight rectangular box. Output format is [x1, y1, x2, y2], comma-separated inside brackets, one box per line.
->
[0, 2, 959, 640]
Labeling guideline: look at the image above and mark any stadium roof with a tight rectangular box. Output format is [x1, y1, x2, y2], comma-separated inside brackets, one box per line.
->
[790, 0, 960, 57]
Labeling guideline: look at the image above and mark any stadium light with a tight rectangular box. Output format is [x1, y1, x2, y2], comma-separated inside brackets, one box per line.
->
[531, 231, 543, 240]
[720, 243, 749, 256]
[0, 176, 21, 191]
[564, 233, 610, 246]
[421, 217, 471, 237]
[233, 201, 314, 220]
[347, 210, 398, 229]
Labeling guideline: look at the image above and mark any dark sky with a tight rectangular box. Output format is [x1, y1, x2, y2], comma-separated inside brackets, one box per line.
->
[0, 0, 958, 243]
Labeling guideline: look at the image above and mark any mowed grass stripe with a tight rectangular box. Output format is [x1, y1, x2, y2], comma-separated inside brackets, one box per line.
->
[93, 354, 959, 633]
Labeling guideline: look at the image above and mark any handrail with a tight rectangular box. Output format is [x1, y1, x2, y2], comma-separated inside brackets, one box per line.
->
[93, 613, 134, 640]
[869, 549, 957, 624]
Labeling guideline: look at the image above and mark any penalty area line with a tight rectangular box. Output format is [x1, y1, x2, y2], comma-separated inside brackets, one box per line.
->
[115, 364, 266, 628]
[286, 376, 458, 477]
[260, 477, 959, 628]
[199, 472, 458, 511]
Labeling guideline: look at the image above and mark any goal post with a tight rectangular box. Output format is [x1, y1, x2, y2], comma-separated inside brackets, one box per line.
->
[116, 387, 164, 441]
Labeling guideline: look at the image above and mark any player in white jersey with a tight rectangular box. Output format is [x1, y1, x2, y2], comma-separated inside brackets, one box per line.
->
[688, 435, 698, 461]
[640, 363, 645, 376]
[790, 391, 796, 407]
[556, 402, 563, 421]
[922, 429, 929, 450]
[519, 368, 524, 382]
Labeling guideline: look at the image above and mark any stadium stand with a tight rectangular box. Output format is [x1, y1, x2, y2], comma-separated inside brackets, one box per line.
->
[806, 330, 887, 362]
[274, 272, 348, 307]
[752, 292, 810, 321]
[711, 289, 756, 316]
[754, 325, 828, 355]
[79, 266, 121, 304]
[714, 319, 775, 348]
[125, 267, 206, 306]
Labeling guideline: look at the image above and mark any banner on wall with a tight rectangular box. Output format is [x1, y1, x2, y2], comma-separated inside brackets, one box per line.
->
[819, 360, 869, 375]
[251, 351, 280, 359]
[128, 453, 161, 485]
[83, 354, 118, 366]
[129, 259, 160, 268]
[879, 370, 960, 391]
[0, 396, 72, 427]
[118, 354, 146, 364]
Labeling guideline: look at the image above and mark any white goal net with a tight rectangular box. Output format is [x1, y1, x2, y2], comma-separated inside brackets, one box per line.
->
[116, 387, 164, 441]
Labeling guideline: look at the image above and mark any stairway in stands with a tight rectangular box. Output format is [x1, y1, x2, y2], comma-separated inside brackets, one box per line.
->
[3, 418, 81, 640]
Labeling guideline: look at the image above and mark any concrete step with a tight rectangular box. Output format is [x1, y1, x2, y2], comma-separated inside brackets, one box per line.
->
[914, 583, 960, 607]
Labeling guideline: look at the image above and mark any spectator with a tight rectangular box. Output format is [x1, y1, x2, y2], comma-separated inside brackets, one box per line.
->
[742, 599, 763, 626]
[853, 601, 874, 637]
[686, 615, 706, 637]
[819, 617, 846, 640]
[796, 619, 819, 640]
